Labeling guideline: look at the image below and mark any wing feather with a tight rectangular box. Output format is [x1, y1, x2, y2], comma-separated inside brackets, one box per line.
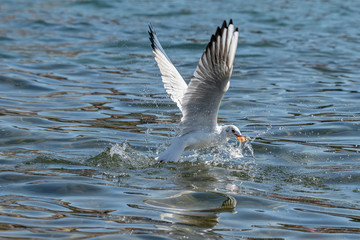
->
[148, 25, 188, 112]
[180, 20, 239, 134]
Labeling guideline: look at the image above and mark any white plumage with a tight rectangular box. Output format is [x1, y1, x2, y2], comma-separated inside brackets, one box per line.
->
[149, 20, 245, 162]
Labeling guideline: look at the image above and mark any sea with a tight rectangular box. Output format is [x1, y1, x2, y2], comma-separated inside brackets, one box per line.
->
[0, 0, 359, 239]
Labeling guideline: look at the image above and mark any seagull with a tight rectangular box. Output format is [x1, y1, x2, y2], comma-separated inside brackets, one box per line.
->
[149, 19, 246, 162]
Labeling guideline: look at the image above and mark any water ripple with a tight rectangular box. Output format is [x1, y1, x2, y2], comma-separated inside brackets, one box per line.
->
[0, 0, 359, 238]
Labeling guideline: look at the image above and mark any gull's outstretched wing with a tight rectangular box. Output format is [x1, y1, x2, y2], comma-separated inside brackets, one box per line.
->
[148, 25, 188, 112]
[180, 20, 239, 134]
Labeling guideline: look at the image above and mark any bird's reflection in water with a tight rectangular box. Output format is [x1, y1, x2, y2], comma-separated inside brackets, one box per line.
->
[145, 191, 236, 228]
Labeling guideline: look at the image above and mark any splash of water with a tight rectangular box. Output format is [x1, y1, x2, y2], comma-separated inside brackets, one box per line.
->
[180, 136, 256, 168]
[243, 137, 256, 158]
[256, 124, 273, 138]
[87, 142, 157, 170]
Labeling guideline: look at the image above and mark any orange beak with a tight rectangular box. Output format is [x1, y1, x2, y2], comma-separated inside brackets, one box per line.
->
[237, 135, 246, 142]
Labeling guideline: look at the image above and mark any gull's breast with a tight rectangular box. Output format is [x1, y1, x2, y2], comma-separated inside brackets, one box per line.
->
[182, 131, 224, 151]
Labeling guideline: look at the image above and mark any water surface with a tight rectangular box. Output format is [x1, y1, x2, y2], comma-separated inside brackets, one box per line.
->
[1, 0, 360, 239]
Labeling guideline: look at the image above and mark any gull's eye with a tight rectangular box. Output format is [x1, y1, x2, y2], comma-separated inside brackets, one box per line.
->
[231, 129, 235, 133]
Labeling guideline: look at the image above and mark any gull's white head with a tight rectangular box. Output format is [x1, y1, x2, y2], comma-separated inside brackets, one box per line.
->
[222, 125, 246, 142]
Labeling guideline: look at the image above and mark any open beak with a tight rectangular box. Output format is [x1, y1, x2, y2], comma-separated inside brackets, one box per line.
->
[236, 134, 246, 142]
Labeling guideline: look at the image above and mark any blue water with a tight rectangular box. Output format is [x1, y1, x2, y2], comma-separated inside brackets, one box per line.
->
[1, 0, 360, 239]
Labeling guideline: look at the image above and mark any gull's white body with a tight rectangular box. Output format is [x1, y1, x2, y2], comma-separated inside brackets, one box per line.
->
[158, 126, 238, 162]
[149, 20, 243, 162]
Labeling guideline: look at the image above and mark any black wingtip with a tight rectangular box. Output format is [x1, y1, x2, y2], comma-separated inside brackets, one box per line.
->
[148, 24, 156, 50]
[215, 26, 221, 36]
[148, 23, 155, 36]
[204, 19, 238, 56]
[212, 20, 234, 40]
[222, 20, 227, 29]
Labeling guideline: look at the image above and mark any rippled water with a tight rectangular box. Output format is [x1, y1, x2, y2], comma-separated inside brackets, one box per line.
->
[1, 0, 360, 239]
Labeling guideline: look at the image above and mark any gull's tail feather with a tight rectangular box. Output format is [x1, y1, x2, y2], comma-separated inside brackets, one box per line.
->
[157, 138, 185, 162]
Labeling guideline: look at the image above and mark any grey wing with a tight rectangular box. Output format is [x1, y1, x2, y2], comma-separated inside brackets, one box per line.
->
[180, 20, 239, 134]
[148, 25, 188, 112]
